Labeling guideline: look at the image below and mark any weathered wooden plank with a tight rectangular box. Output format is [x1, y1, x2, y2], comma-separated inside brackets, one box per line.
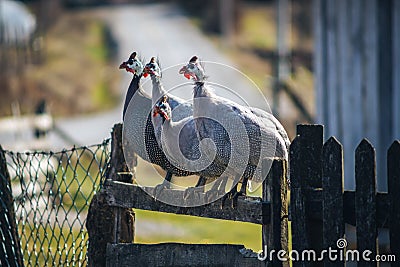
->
[289, 137, 309, 267]
[394, 0, 400, 140]
[106, 243, 265, 267]
[107, 123, 133, 184]
[355, 139, 377, 266]
[296, 124, 324, 188]
[0, 146, 24, 267]
[263, 160, 288, 266]
[104, 180, 268, 225]
[262, 159, 271, 263]
[299, 190, 389, 228]
[87, 124, 135, 267]
[322, 137, 344, 267]
[388, 141, 400, 260]
[296, 125, 324, 266]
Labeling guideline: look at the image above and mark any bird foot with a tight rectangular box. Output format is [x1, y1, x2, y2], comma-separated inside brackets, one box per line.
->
[183, 186, 204, 200]
[217, 187, 238, 209]
[153, 182, 169, 201]
[204, 187, 225, 206]
[230, 190, 245, 208]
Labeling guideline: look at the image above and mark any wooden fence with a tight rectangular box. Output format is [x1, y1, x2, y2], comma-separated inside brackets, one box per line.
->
[87, 123, 400, 267]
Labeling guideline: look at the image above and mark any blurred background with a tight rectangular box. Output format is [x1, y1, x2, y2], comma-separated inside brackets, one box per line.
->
[0, 0, 314, 148]
[1, 0, 398, 254]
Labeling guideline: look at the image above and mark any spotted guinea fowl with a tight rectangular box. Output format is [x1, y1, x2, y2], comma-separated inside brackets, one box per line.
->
[144, 57, 226, 195]
[120, 52, 196, 191]
[179, 56, 289, 197]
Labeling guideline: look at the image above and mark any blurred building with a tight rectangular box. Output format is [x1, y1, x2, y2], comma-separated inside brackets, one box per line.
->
[314, 0, 399, 191]
[0, 0, 36, 44]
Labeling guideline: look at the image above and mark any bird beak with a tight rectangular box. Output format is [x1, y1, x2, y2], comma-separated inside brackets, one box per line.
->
[179, 66, 187, 74]
[119, 61, 136, 74]
[179, 65, 193, 80]
[119, 62, 127, 69]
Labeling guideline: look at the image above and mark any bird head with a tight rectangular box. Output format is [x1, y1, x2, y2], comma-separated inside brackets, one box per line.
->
[143, 57, 161, 78]
[119, 51, 143, 76]
[152, 95, 171, 121]
[179, 56, 205, 81]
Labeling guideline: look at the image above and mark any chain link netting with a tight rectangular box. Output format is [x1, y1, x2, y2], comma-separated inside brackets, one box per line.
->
[1, 139, 110, 267]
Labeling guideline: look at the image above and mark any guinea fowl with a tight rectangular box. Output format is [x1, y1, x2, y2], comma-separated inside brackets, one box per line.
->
[144, 58, 226, 198]
[119, 51, 143, 119]
[120, 52, 198, 196]
[179, 56, 289, 198]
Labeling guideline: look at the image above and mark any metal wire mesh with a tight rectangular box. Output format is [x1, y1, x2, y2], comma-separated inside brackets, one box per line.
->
[3, 139, 110, 267]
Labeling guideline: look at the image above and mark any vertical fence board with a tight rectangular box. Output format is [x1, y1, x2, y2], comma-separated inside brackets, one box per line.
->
[289, 137, 309, 266]
[355, 139, 377, 266]
[295, 124, 325, 258]
[87, 124, 135, 267]
[263, 160, 288, 266]
[388, 141, 400, 260]
[394, 0, 400, 139]
[322, 137, 344, 266]
[262, 159, 271, 264]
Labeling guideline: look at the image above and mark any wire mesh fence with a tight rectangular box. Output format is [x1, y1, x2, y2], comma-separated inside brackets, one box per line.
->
[1, 139, 110, 267]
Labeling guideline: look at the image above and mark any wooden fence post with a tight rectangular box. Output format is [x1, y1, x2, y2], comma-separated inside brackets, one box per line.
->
[0, 146, 24, 267]
[290, 124, 323, 266]
[387, 141, 400, 261]
[355, 139, 377, 266]
[322, 137, 344, 266]
[262, 159, 289, 266]
[87, 123, 135, 267]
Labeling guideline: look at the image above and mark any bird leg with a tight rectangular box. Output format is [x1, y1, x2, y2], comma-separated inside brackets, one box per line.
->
[232, 177, 248, 198]
[219, 175, 244, 208]
[183, 176, 207, 200]
[204, 176, 228, 208]
[153, 171, 173, 201]
[229, 177, 248, 208]
[220, 185, 236, 209]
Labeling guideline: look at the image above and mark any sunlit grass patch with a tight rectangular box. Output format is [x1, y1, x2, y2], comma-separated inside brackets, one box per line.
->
[18, 223, 88, 266]
[134, 209, 262, 252]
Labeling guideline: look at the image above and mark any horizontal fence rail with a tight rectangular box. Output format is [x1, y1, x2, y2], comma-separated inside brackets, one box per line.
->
[104, 180, 268, 224]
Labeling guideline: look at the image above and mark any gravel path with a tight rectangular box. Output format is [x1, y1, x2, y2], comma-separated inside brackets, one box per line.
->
[48, 2, 270, 149]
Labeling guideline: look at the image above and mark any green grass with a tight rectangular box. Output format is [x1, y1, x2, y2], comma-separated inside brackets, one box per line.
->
[54, 150, 107, 213]
[134, 209, 263, 253]
[18, 223, 87, 266]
